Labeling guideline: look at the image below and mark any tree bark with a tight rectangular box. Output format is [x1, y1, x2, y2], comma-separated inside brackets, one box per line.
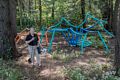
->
[39, 0, 42, 27]
[9, 0, 17, 37]
[88, 0, 92, 11]
[35, 0, 37, 9]
[28, 0, 31, 26]
[109, 0, 113, 31]
[51, 0, 55, 20]
[102, 0, 113, 31]
[81, 0, 86, 27]
[18, 0, 23, 30]
[113, 0, 120, 76]
[0, 0, 18, 59]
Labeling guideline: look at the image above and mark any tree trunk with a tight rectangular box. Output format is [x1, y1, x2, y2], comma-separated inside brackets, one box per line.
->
[18, 1, 23, 30]
[102, 0, 113, 31]
[88, 0, 92, 11]
[0, 0, 18, 60]
[109, 0, 114, 32]
[10, 0, 17, 37]
[51, 0, 55, 20]
[113, 0, 120, 76]
[39, 0, 42, 27]
[81, 0, 86, 27]
[35, 0, 37, 9]
[28, 0, 32, 27]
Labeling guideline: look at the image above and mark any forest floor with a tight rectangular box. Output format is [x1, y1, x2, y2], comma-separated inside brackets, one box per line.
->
[15, 36, 115, 80]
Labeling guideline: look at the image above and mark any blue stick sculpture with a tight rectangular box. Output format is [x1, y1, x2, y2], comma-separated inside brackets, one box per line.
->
[40, 12, 114, 53]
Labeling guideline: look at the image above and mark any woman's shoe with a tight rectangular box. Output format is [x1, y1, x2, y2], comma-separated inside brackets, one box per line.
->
[28, 58, 32, 64]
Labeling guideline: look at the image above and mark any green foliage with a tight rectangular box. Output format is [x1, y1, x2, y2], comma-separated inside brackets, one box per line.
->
[64, 68, 85, 80]
[16, 16, 36, 31]
[0, 39, 15, 60]
[17, 0, 114, 31]
[52, 50, 60, 60]
[89, 35, 109, 49]
[63, 63, 120, 80]
[0, 59, 23, 80]
[104, 75, 120, 80]
[62, 56, 119, 80]
[52, 49, 81, 62]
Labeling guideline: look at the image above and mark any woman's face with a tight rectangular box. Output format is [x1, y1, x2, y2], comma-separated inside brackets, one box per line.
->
[30, 28, 34, 35]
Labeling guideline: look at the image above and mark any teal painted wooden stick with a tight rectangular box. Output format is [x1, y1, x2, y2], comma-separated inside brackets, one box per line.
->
[80, 33, 88, 54]
[97, 31, 109, 52]
[99, 23, 114, 37]
[48, 30, 55, 53]
[78, 19, 87, 28]
[63, 18, 75, 27]
[49, 19, 62, 29]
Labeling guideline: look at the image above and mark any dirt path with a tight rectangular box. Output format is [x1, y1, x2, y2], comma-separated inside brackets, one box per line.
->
[15, 38, 114, 80]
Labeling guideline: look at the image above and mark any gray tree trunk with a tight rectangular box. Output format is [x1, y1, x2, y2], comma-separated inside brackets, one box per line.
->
[113, 0, 120, 76]
[0, 0, 18, 59]
[39, 0, 42, 27]
[51, 0, 55, 20]
[81, 0, 86, 27]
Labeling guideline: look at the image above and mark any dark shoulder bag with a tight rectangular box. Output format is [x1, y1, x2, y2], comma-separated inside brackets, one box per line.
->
[37, 45, 41, 54]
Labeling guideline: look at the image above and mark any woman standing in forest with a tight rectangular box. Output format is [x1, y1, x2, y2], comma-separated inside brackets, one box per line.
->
[25, 27, 42, 67]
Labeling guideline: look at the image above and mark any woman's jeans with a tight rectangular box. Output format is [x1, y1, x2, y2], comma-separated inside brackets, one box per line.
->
[28, 45, 40, 65]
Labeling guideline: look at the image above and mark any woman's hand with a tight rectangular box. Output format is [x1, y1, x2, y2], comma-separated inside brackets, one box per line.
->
[40, 44, 43, 49]
[26, 37, 34, 44]
[31, 37, 34, 41]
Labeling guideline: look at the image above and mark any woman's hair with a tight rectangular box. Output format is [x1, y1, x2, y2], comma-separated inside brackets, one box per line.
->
[30, 27, 34, 29]
[29, 27, 34, 31]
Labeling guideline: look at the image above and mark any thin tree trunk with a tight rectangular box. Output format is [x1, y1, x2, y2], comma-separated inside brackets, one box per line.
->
[39, 0, 42, 27]
[81, 0, 86, 27]
[51, 0, 55, 20]
[109, 0, 113, 31]
[35, 0, 37, 9]
[89, 0, 92, 11]
[28, 0, 31, 27]
[19, 1, 23, 30]
[102, 0, 113, 31]
[34, 0, 37, 25]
